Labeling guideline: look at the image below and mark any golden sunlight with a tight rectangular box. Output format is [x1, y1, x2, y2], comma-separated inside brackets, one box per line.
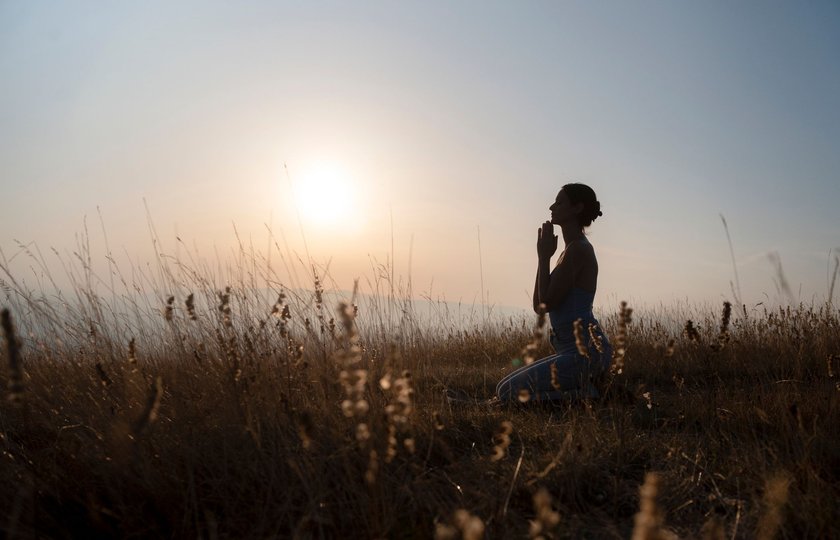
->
[293, 162, 355, 227]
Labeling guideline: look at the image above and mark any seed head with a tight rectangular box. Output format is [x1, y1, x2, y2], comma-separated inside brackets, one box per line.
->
[2, 309, 24, 405]
[164, 295, 175, 322]
[185, 293, 197, 320]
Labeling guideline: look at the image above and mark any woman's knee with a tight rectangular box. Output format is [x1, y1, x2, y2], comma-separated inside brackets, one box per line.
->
[497, 369, 534, 400]
[496, 377, 513, 400]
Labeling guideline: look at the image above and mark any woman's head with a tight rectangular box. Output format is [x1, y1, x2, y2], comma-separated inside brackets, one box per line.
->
[549, 183, 602, 228]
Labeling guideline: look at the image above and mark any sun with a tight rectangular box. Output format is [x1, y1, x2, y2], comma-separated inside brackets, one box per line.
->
[293, 162, 355, 227]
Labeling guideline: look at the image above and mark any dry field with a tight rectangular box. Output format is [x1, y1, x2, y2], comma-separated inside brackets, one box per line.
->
[1, 246, 838, 539]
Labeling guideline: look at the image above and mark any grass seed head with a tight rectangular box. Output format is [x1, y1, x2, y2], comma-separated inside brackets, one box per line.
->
[164, 295, 175, 321]
[711, 301, 733, 352]
[491, 420, 513, 461]
[1, 308, 24, 405]
[588, 323, 604, 354]
[529, 487, 561, 539]
[185, 293, 197, 320]
[827, 354, 838, 379]
[432, 411, 445, 431]
[611, 301, 633, 375]
[296, 411, 314, 449]
[355, 422, 370, 443]
[683, 320, 700, 343]
[664, 338, 675, 357]
[756, 473, 791, 540]
[574, 318, 589, 358]
[521, 305, 548, 365]
[632, 472, 665, 540]
[364, 449, 378, 485]
[436, 510, 485, 540]
[95, 362, 113, 387]
[131, 376, 163, 437]
[127, 337, 137, 365]
[550, 363, 561, 390]
[218, 287, 232, 327]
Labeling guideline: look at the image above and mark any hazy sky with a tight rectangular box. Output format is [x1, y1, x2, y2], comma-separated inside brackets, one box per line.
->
[2, 1, 839, 312]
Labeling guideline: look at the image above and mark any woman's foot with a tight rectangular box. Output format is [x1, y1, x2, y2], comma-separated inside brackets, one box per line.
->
[484, 396, 502, 409]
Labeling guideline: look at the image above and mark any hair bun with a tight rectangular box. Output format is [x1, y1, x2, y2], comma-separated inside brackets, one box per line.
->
[561, 182, 602, 227]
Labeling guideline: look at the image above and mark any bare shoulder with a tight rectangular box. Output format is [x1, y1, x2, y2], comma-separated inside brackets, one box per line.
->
[572, 239, 598, 267]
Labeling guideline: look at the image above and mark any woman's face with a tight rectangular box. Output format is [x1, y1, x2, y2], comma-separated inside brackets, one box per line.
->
[549, 190, 579, 226]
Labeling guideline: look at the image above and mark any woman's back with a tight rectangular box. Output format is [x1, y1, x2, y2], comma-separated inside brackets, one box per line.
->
[549, 286, 597, 327]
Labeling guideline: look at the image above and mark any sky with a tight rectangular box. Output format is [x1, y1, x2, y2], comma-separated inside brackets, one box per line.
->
[2, 1, 839, 314]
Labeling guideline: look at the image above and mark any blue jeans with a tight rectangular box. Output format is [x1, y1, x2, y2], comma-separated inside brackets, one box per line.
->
[496, 327, 612, 403]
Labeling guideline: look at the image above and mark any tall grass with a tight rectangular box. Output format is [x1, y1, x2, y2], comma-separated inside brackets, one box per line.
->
[0, 231, 838, 538]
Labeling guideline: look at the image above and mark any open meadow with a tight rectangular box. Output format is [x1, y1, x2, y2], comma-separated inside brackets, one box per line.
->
[4, 3, 840, 538]
[1, 246, 838, 539]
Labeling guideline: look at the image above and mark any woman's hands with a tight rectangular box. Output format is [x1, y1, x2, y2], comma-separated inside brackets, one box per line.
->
[537, 221, 557, 260]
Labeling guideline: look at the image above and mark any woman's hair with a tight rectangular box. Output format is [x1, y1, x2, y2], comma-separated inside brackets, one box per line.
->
[562, 183, 602, 228]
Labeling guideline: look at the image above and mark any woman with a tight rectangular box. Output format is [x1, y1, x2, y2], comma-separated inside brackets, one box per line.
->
[496, 183, 612, 403]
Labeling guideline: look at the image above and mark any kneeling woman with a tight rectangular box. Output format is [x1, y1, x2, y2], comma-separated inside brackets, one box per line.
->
[497, 183, 612, 403]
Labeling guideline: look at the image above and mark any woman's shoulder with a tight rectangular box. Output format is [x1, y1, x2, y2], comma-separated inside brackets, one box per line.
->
[568, 238, 597, 267]
[554, 239, 594, 272]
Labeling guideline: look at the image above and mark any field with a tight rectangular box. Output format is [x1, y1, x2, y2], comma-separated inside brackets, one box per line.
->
[1, 246, 838, 539]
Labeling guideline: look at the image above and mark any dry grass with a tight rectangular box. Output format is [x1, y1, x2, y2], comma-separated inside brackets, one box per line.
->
[0, 238, 838, 539]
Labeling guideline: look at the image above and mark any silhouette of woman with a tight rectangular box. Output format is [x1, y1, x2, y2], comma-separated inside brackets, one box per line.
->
[496, 184, 612, 403]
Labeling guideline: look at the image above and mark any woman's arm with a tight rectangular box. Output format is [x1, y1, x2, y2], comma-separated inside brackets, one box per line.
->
[534, 221, 558, 311]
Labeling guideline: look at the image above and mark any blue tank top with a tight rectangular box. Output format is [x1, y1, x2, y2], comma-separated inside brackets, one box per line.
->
[548, 287, 598, 336]
[547, 237, 603, 351]
[545, 238, 611, 362]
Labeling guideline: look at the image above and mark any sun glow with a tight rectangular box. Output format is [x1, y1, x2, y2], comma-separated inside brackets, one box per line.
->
[293, 162, 356, 227]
